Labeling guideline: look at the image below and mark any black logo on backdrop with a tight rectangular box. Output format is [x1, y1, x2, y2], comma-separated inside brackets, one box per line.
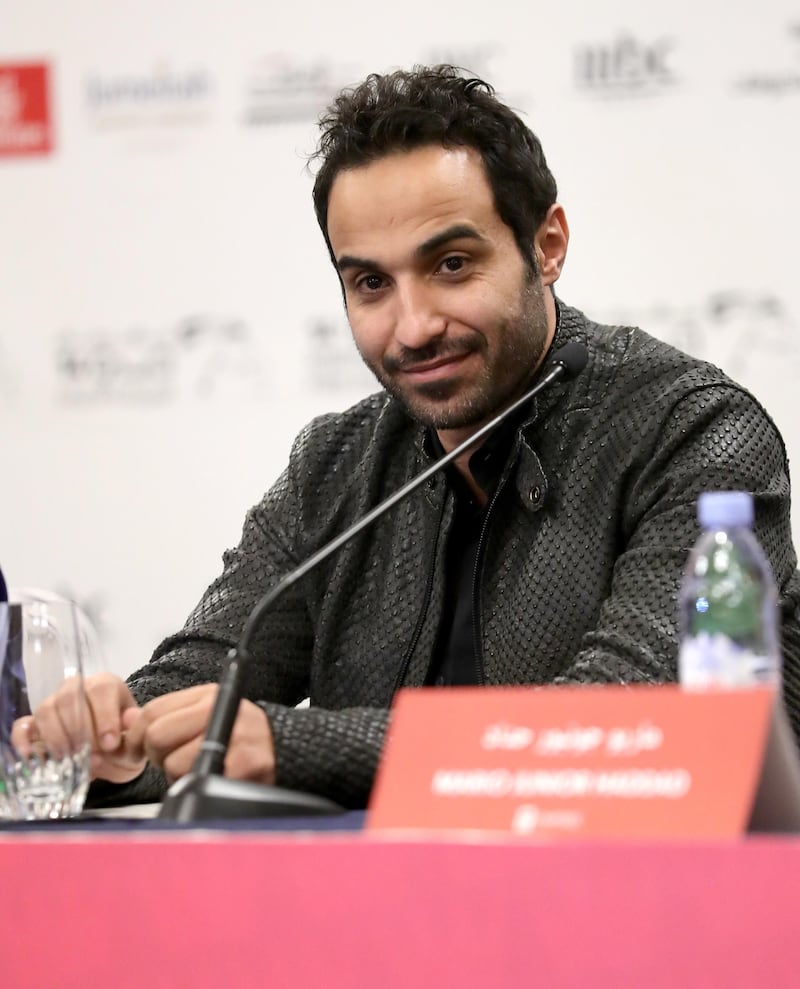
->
[55, 314, 265, 403]
[734, 23, 800, 96]
[306, 316, 375, 393]
[575, 35, 677, 97]
[242, 48, 502, 128]
[601, 292, 800, 380]
[242, 55, 358, 126]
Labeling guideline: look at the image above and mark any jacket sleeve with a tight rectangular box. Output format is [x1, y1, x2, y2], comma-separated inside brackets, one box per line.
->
[108, 422, 392, 810]
[553, 381, 800, 739]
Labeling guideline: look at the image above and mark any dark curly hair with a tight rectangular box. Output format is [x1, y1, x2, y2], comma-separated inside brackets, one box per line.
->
[311, 64, 558, 271]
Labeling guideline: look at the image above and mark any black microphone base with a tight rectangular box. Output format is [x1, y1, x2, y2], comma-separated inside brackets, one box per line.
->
[157, 772, 345, 822]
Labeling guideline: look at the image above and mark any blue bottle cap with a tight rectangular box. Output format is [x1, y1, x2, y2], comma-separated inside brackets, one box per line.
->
[697, 491, 754, 529]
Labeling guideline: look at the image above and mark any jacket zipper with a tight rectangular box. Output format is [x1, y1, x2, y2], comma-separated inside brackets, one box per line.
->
[391, 492, 448, 694]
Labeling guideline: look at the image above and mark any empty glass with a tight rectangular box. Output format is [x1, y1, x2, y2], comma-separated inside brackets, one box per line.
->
[0, 598, 95, 820]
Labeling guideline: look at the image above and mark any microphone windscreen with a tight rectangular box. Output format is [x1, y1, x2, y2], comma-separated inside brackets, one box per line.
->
[550, 341, 588, 380]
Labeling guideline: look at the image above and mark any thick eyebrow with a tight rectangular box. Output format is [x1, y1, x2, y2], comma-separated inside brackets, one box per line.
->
[335, 223, 487, 274]
[415, 223, 486, 258]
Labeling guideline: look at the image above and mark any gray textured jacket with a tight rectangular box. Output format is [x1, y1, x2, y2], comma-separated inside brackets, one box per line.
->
[100, 303, 800, 809]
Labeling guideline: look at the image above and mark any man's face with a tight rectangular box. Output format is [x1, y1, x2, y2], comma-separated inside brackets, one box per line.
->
[326, 145, 555, 447]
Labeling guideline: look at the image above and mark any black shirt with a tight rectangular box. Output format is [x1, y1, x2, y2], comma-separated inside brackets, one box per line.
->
[425, 405, 530, 686]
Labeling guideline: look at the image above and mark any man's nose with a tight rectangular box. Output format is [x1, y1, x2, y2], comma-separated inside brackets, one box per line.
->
[393, 281, 447, 350]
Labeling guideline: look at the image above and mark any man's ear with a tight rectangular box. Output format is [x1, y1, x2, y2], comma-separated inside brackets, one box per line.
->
[534, 204, 569, 288]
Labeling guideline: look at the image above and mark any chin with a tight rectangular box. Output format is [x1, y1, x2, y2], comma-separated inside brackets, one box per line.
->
[413, 399, 493, 432]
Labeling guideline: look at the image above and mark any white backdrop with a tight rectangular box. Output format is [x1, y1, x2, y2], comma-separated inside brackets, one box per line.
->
[1, 0, 799, 676]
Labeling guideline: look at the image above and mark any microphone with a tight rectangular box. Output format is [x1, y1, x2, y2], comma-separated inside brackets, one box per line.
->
[158, 340, 589, 821]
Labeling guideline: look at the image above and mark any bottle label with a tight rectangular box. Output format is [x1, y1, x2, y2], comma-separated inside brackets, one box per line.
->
[679, 632, 779, 688]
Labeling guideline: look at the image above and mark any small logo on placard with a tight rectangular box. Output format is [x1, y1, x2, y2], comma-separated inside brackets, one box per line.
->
[574, 35, 678, 97]
[0, 63, 53, 157]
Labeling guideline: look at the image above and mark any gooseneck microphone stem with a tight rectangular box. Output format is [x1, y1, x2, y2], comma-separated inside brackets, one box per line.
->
[159, 341, 588, 820]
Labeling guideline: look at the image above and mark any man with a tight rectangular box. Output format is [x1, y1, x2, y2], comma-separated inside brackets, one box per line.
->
[18, 65, 800, 809]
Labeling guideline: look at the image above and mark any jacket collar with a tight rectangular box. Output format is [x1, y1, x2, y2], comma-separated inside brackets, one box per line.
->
[410, 298, 591, 511]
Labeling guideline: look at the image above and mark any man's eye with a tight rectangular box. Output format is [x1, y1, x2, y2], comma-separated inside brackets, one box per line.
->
[359, 274, 384, 292]
[441, 256, 465, 273]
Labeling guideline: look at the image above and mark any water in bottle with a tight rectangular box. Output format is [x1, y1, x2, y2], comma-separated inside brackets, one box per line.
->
[678, 490, 781, 688]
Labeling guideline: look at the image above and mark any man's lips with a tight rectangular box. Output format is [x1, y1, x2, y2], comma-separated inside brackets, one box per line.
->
[399, 352, 473, 381]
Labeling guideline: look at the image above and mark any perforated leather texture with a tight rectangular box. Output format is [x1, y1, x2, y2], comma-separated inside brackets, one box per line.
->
[96, 302, 800, 809]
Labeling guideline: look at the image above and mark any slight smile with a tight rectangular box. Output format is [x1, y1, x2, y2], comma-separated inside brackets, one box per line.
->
[402, 353, 474, 383]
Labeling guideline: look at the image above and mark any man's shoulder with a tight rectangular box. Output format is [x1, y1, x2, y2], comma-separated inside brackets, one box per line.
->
[559, 302, 743, 402]
[288, 391, 418, 473]
[557, 301, 788, 458]
[300, 390, 412, 439]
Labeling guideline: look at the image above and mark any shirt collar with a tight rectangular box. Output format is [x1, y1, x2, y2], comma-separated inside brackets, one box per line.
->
[427, 397, 533, 499]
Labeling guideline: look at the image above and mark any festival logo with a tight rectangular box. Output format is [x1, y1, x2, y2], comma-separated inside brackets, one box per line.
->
[0, 62, 53, 157]
[574, 34, 678, 98]
[733, 22, 800, 96]
[55, 314, 266, 404]
[599, 292, 800, 382]
[85, 62, 212, 134]
[305, 315, 375, 394]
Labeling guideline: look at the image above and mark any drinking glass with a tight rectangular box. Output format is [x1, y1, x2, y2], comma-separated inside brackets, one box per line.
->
[0, 598, 94, 820]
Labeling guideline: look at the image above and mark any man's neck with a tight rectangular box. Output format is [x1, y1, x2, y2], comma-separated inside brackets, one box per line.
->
[435, 293, 558, 501]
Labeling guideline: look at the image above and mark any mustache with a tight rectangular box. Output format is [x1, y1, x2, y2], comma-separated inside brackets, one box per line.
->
[382, 336, 482, 373]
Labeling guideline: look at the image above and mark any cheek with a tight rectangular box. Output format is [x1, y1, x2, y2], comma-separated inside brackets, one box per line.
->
[348, 309, 392, 362]
[442, 287, 510, 335]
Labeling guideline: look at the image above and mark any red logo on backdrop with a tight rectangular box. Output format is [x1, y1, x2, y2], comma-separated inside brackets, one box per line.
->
[0, 63, 53, 157]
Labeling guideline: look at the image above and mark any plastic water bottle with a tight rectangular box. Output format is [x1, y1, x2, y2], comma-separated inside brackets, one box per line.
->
[678, 491, 781, 688]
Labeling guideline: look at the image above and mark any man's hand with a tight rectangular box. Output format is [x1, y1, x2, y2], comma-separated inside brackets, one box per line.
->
[10, 672, 147, 785]
[125, 684, 276, 786]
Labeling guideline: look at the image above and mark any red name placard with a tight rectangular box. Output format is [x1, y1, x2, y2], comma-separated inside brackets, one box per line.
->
[367, 685, 781, 839]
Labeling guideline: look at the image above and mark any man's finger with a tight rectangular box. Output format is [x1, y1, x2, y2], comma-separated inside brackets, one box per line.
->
[140, 699, 212, 767]
[9, 716, 39, 759]
[161, 735, 203, 784]
[137, 683, 218, 721]
[30, 695, 75, 759]
[84, 674, 139, 753]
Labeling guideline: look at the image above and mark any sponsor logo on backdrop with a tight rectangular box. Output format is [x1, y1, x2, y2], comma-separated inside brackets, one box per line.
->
[574, 35, 678, 98]
[85, 63, 212, 132]
[0, 62, 53, 157]
[55, 315, 266, 403]
[600, 292, 800, 380]
[306, 316, 375, 393]
[734, 23, 800, 96]
[242, 55, 359, 126]
[242, 47, 503, 128]
[422, 45, 499, 81]
[420, 45, 527, 111]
